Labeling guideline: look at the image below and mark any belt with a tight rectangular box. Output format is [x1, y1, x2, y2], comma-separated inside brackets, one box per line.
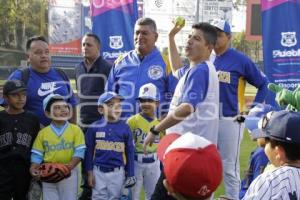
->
[134, 153, 157, 163]
[96, 166, 122, 173]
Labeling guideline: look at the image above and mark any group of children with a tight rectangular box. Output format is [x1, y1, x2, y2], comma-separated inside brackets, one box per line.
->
[1, 78, 300, 200]
[0, 80, 163, 200]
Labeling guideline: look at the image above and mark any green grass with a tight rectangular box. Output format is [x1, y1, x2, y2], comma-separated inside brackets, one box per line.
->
[214, 129, 256, 198]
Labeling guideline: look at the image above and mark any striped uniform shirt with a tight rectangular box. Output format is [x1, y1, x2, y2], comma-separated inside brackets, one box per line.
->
[243, 166, 300, 200]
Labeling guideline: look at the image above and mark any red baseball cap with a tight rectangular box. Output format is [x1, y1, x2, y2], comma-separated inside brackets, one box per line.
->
[157, 132, 223, 199]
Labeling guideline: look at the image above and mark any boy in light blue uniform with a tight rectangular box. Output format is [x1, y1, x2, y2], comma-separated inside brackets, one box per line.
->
[85, 92, 135, 200]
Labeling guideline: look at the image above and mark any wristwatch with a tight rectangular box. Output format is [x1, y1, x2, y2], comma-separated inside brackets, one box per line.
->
[150, 126, 160, 135]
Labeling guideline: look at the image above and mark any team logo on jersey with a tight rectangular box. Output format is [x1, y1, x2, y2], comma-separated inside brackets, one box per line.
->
[217, 71, 231, 84]
[109, 36, 123, 49]
[281, 32, 297, 47]
[38, 82, 62, 96]
[96, 131, 105, 138]
[148, 65, 163, 80]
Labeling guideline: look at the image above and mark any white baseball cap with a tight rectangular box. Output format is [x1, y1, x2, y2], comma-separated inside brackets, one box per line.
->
[210, 19, 231, 34]
[137, 83, 159, 101]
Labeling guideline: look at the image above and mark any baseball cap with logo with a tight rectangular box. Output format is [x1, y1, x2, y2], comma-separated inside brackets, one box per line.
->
[97, 91, 124, 106]
[210, 19, 231, 34]
[43, 93, 65, 111]
[245, 104, 274, 139]
[3, 80, 27, 95]
[157, 132, 222, 199]
[137, 83, 159, 101]
[259, 110, 300, 144]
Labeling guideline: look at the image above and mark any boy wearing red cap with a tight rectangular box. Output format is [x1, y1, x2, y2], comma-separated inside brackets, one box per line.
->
[157, 132, 223, 200]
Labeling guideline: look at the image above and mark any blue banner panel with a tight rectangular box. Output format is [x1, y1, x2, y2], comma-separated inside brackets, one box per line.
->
[91, 0, 138, 63]
[262, 0, 300, 105]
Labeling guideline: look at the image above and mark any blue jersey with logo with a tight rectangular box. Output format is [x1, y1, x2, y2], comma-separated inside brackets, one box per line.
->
[85, 118, 135, 177]
[106, 47, 169, 118]
[8, 67, 77, 126]
[212, 48, 268, 117]
[239, 147, 269, 199]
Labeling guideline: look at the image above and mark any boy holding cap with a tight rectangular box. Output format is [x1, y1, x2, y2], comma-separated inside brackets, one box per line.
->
[243, 110, 300, 199]
[210, 19, 269, 200]
[84, 91, 135, 199]
[30, 93, 86, 200]
[0, 80, 40, 200]
[127, 83, 162, 200]
[157, 132, 223, 200]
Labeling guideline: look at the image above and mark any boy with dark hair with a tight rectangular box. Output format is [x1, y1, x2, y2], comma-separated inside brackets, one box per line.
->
[85, 92, 135, 199]
[243, 110, 300, 199]
[127, 83, 162, 200]
[0, 80, 40, 200]
[30, 94, 86, 200]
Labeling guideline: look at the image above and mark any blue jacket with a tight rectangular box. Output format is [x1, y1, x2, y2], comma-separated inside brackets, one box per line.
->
[106, 47, 171, 118]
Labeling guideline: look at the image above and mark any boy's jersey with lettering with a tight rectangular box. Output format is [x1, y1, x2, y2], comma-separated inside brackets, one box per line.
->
[243, 166, 300, 200]
[0, 110, 40, 162]
[31, 123, 85, 164]
[85, 119, 135, 177]
[127, 113, 161, 154]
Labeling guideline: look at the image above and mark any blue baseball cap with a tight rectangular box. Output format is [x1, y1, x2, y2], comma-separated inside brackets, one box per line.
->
[43, 93, 64, 111]
[245, 104, 274, 139]
[97, 92, 124, 106]
[210, 19, 231, 34]
[261, 110, 300, 144]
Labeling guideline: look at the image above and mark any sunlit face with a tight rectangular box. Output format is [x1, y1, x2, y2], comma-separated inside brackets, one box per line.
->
[134, 24, 158, 57]
[139, 99, 158, 117]
[99, 98, 122, 121]
[184, 28, 212, 64]
[214, 31, 231, 53]
[47, 100, 71, 122]
[4, 90, 27, 110]
[27, 40, 51, 71]
[82, 36, 99, 61]
[264, 140, 281, 167]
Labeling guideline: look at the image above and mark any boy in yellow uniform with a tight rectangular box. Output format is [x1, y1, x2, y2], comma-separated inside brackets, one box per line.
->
[127, 83, 162, 200]
[30, 94, 86, 200]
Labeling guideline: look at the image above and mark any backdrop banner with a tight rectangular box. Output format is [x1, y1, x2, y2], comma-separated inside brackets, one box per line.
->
[91, 0, 138, 63]
[262, 0, 300, 106]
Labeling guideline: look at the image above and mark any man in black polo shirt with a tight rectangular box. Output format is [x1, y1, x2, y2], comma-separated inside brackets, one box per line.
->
[75, 33, 111, 200]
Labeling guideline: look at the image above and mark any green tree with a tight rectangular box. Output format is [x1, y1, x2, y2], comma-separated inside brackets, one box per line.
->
[0, 0, 48, 50]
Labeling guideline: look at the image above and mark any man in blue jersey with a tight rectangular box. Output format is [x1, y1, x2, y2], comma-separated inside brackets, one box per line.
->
[106, 17, 174, 119]
[8, 36, 77, 127]
[210, 19, 268, 200]
[144, 22, 219, 200]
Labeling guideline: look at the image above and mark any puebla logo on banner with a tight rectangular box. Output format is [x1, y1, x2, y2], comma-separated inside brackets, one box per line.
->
[281, 32, 297, 47]
[109, 36, 124, 49]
